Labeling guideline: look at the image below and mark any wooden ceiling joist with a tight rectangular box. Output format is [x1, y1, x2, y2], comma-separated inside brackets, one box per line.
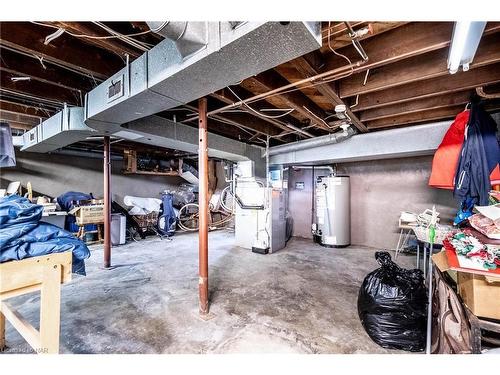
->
[320, 22, 407, 52]
[0, 22, 123, 80]
[0, 47, 96, 93]
[2, 121, 33, 131]
[240, 70, 331, 132]
[365, 103, 500, 130]
[0, 100, 53, 118]
[50, 22, 142, 59]
[211, 88, 305, 134]
[0, 71, 81, 106]
[0, 110, 42, 126]
[359, 91, 473, 122]
[351, 62, 500, 112]
[290, 56, 368, 133]
[339, 32, 500, 98]
[323, 22, 500, 77]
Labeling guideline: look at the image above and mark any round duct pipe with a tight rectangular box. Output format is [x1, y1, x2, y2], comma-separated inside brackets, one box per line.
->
[267, 126, 357, 157]
[146, 21, 208, 58]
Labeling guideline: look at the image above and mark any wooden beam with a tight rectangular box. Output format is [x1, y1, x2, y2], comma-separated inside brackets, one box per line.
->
[291, 56, 368, 133]
[366, 103, 500, 130]
[320, 22, 407, 52]
[323, 22, 500, 75]
[359, 91, 473, 122]
[50, 22, 142, 59]
[240, 70, 331, 131]
[0, 47, 96, 92]
[0, 100, 53, 118]
[0, 22, 123, 80]
[351, 62, 500, 112]
[339, 32, 500, 98]
[0, 71, 80, 106]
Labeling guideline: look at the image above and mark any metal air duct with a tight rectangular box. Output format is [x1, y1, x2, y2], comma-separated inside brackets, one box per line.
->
[84, 22, 322, 143]
[21, 106, 97, 153]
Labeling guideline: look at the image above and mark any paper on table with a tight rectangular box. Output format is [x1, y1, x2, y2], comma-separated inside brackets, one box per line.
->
[475, 204, 500, 221]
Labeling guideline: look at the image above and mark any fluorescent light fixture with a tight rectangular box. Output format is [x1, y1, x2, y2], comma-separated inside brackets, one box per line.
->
[447, 21, 487, 74]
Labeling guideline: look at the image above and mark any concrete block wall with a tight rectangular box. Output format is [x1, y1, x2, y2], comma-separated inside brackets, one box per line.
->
[288, 156, 457, 250]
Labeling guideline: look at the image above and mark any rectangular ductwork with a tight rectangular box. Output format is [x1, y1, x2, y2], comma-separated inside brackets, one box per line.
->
[21, 106, 97, 153]
[84, 22, 321, 134]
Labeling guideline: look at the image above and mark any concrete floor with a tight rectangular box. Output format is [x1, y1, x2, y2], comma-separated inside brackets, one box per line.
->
[2, 230, 416, 354]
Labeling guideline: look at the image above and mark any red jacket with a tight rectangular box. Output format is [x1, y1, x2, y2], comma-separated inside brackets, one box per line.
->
[429, 110, 500, 189]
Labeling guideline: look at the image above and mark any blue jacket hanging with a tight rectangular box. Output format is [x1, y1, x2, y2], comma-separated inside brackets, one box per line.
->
[453, 102, 500, 206]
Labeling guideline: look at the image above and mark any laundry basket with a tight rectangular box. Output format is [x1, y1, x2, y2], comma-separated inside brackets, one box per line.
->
[413, 225, 454, 245]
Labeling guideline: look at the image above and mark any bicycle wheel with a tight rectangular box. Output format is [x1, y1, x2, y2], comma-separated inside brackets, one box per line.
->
[177, 203, 200, 231]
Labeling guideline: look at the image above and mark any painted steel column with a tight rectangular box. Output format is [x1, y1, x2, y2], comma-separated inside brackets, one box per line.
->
[198, 98, 209, 315]
[103, 135, 112, 268]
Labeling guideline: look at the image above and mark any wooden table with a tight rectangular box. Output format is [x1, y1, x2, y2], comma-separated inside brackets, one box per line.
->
[0, 252, 72, 354]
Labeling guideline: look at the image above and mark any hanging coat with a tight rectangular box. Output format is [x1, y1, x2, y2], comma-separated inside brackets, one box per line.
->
[429, 110, 469, 189]
[454, 102, 500, 206]
[429, 110, 500, 190]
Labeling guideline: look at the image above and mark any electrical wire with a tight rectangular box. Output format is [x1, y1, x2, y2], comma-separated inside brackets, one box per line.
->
[221, 20, 360, 106]
[30, 21, 169, 41]
[226, 86, 295, 119]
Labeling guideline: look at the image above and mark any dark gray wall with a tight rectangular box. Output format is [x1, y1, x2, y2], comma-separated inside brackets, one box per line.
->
[1, 151, 184, 206]
[288, 156, 457, 249]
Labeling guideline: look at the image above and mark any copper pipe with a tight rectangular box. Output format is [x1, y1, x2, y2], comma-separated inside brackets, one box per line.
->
[201, 60, 365, 119]
[103, 135, 112, 268]
[198, 98, 209, 315]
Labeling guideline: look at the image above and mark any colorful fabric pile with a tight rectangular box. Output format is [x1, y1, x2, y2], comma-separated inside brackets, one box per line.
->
[469, 213, 500, 239]
[444, 232, 500, 271]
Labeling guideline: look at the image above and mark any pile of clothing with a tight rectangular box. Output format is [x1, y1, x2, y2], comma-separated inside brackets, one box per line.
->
[469, 213, 500, 239]
[444, 232, 500, 271]
[0, 195, 91, 274]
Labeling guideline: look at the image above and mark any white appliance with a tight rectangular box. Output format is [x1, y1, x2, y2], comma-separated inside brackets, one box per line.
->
[233, 161, 287, 254]
[111, 213, 126, 245]
[312, 175, 350, 247]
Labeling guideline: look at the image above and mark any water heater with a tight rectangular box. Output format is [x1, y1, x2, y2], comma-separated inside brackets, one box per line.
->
[312, 175, 350, 247]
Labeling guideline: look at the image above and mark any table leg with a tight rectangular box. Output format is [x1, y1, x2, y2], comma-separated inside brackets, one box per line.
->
[416, 243, 420, 269]
[423, 244, 427, 278]
[395, 229, 403, 259]
[0, 309, 5, 351]
[39, 263, 62, 354]
[426, 250, 433, 354]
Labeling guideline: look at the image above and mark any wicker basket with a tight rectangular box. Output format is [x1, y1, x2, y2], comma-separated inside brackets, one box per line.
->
[413, 225, 454, 245]
[131, 212, 159, 231]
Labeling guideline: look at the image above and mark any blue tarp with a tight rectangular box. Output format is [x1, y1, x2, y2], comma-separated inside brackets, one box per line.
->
[0, 195, 91, 275]
[57, 191, 97, 233]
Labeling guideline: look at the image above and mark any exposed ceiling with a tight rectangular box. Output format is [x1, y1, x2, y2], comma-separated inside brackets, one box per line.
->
[1, 21, 500, 149]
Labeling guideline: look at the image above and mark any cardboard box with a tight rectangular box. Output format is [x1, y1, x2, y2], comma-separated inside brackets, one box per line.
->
[457, 273, 500, 320]
[433, 251, 500, 320]
[69, 204, 104, 225]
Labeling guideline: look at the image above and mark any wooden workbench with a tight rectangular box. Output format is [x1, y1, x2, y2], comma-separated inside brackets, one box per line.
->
[0, 252, 72, 354]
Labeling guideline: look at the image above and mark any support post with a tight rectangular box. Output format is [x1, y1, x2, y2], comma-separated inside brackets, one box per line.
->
[103, 135, 112, 268]
[198, 98, 209, 315]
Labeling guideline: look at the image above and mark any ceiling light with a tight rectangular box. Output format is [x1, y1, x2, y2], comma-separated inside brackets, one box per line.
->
[447, 21, 486, 74]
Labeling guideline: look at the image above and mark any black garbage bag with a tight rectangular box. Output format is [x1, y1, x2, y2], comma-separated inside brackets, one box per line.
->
[357, 251, 427, 352]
